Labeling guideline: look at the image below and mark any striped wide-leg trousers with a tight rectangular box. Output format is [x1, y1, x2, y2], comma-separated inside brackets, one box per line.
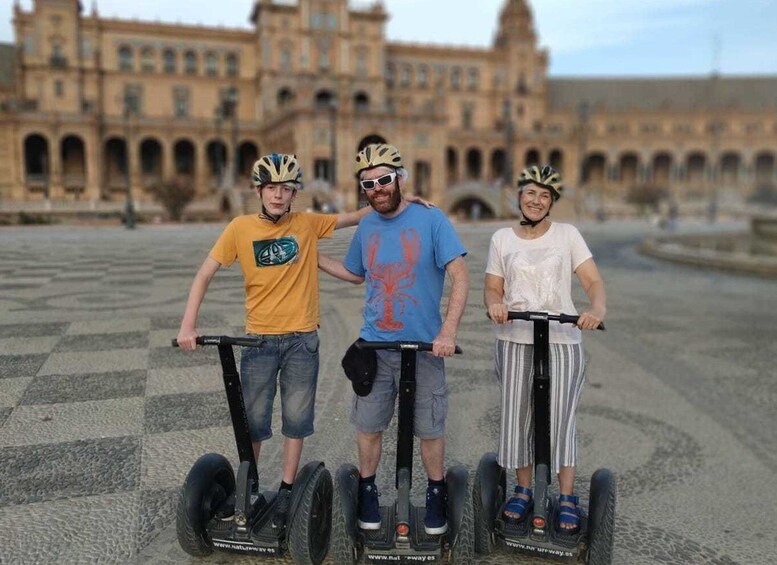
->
[494, 339, 586, 474]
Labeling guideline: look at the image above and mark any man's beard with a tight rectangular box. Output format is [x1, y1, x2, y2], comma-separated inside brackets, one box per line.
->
[367, 185, 402, 214]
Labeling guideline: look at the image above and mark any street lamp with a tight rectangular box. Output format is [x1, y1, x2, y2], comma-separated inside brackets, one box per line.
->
[329, 98, 338, 190]
[502, 99, 514, 187]
[220, 86, 239, 190]
[122, 91, 137, 229]
[576, 101, 590, 221]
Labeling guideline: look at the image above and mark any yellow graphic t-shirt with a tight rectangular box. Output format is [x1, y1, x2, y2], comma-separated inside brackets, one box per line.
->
[209, 212, 338, 334]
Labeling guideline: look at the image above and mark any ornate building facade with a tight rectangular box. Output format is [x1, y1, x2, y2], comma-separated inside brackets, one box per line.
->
[1, 0, 776, 217]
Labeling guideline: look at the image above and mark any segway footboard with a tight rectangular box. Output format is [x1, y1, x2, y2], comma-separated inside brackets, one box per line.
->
[362, 503, 442, 564]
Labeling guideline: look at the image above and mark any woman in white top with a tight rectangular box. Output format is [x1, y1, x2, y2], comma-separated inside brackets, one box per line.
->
[484, 165, 607, 534]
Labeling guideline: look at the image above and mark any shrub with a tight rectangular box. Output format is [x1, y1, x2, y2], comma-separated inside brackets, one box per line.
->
[151, 177, 195, 221]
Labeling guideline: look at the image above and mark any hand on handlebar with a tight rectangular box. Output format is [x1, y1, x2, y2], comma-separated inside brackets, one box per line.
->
[432, 332, 457, 357]
[577, 307, 606, 331]
[176, 328, 199, 351]
[487, 303, 509, 324]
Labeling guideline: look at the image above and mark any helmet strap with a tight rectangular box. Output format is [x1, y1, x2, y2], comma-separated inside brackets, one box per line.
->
[518, 202, 551, 228]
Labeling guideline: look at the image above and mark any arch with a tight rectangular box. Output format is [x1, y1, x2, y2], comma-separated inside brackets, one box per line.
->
[174, 139, 196, 176]
[720, 152, 740, 186]
[686, 152, 706, 188]
[314, 89, 335, 110]
[446, 147, 458, 185]
[238, 141, 259, 178]
[465, 147, 482, 180]
[524, 148, 540, 168]
[549, 149, 564, 177]
[491, 148, 506, 182]
[206, 140, 228, 186]
[652, 152, 672, 187]
[583, 153, 606, 184]
[414, 161, 432, 198]
[619, 152, 639, 185]
[104, 137, 128, 191]
[24, 133, 50, 192]
[277, 87, 295, 107]
[754, 152, 775, 186]
[61, 135, 86, 191]
[140, 137, 163, 187]
[450, 196, 495, 221]
[354, 91, 369, 112]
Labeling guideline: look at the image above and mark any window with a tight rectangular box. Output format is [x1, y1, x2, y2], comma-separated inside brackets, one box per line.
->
[318, 40, 331, 71]
[54, 80, 64, 98]
[451, 67, 461, 90]
[163, 49, 176, 74]
[123, 84, 143, 116]
[141, 48, 155, 73]
[81, 38, 91, 59]
[226, 53, 239, 77]
[400, 65, 411, 87]
[184, 51, 197, 75]
[314, 159, 334, 182]
[24, 34, 35, 55]
[205, 52, 218, 76]
[280, 45, 292, 70]
[118, 46, 133, 71]
[173, 86, 190, 118]
[385, 63, 396, 85]
[418, 66, 428, 88]
[356, 48, 368, 77]
[467, 68, 479, 91]
[462, 102, 473, 130]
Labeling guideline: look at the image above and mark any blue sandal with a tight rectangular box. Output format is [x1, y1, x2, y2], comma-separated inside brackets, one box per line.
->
[503, 485, 534, 523]
[557, 494, 580, 534]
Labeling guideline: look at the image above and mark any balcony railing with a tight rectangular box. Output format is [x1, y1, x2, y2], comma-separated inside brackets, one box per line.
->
[50, 55, 68, 69]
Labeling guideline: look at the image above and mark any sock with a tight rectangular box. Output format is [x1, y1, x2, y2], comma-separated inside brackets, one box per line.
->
[428, 477, 445, 488]
[280, 481, 293, 492]
[360, 474, 376, 485]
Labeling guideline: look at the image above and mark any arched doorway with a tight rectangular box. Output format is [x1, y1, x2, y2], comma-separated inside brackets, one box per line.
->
[174, 139, 196, 177]
[466, 148, 482, 180]
[24, 133, 50, 196]
[140, 137, 163, 190]
[446, 147, 458, 185]
[206, 139, 228, 189]
[450, 197, 495, 221]
[104, 137, 128, 196]
[491, 149, 506, 182]
[61, 135, 86, 196]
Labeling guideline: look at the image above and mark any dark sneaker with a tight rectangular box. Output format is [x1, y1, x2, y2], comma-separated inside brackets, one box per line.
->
[357, 482, 381, 530]
[215, 492, 235, 521]
[424, 484, 448, 535]
[272, 488, 292, 529]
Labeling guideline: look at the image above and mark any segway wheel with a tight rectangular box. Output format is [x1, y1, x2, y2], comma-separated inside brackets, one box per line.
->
[449, 486, 475, 565]
[472, 453, 505, 555]
[288, 465, 333, 565]
[176, 453, 235, 557]
[586, 468, 617, 565]
[331, 464, 359, 565]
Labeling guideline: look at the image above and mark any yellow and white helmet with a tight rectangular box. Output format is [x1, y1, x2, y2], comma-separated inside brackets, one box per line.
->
[252, 153, 303, 188]
[354, 144, 404, 177]
[517, 165, 563, 200]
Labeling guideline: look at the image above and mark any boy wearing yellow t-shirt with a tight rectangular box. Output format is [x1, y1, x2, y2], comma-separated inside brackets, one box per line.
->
[177, 153, 425, 528]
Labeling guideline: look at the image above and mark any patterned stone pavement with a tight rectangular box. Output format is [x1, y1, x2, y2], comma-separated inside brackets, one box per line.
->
[1, 220, 775, 565]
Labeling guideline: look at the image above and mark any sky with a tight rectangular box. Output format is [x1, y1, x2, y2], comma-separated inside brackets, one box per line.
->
[2, 0, 776, 76]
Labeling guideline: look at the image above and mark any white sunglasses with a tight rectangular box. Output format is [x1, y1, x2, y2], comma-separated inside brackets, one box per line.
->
[359, 171, 397, 191]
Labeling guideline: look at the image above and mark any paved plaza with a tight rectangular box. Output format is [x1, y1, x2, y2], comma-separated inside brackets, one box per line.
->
[1, 219, 775, 565]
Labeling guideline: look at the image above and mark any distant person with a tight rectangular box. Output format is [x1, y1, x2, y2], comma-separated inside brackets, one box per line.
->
[484, 165, 607, 534]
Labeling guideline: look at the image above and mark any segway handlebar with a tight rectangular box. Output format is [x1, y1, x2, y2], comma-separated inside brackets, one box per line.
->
[355, 341, 463, 354]
[506, 310, 605, 331]
[171, 336, 265, 348]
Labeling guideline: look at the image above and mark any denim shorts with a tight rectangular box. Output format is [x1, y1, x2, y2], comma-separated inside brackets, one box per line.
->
[351, 350, 448, 439]
[239, 330, 319, 442]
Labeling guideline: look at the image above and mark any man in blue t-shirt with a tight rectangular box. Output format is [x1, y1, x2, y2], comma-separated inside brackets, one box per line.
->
[318, 143, 469, 536]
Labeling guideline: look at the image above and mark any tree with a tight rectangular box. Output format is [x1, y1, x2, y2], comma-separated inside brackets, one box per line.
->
[152, 176, 195, 221]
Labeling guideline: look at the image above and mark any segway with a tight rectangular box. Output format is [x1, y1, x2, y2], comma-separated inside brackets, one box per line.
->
[473, 312, 616, 564]
[171, 335, 332, 564]
[331, 341, 474, 565]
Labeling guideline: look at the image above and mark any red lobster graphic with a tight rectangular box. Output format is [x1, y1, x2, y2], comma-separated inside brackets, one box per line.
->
[366, 229, 421, 331]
